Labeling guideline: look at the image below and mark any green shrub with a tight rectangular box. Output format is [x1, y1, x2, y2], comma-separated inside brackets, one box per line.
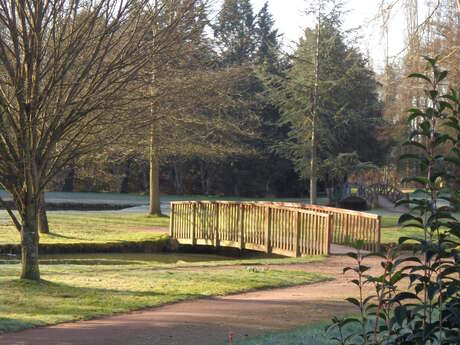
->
[326, 57, 460, 344]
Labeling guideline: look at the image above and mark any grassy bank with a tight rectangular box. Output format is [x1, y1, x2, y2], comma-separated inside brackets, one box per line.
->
[0, 212, 169, 245]
[0, 253, 330, 333]
[0, 252, 325, 267]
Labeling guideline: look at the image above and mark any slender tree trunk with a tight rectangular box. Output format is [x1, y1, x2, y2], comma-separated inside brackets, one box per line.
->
[149, 123, 161, 215]
[120, 159, 131, 193]
[142, 161, 148, 192]
[173, 159, 181, 193]
[62, 165, 75, 192]
[113, 164, 121, 193]
[310, 4, 321, 205]
[148, 10, 161, 216]
[38, 191, 49, 234]
[199, 160, 206, 194]
[21, 198, 40, 280]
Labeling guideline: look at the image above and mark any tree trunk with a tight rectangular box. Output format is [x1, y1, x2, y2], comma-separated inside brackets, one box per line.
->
[62, 165, 75, 192]
[142, 161, 149, 192]
[173, 159, 182, 194]
[120, 159, 131, 193]
[113, 164, 121, 193]
[38, 191, 49, 234]
[21, 200, 40, 280]
[149, 123, 161, 215]
[199, 160, 206, 194]
[148, 13, 161, 216]
[310, 5, 321, 205]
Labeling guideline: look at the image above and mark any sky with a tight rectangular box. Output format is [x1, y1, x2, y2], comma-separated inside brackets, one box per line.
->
[215, 0, 412, 72]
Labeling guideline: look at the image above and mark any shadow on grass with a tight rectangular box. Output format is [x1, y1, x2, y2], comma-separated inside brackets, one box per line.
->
[0, 318, 35, 333]
[0, 278, 194, 332]
[43, 232, 84, 241]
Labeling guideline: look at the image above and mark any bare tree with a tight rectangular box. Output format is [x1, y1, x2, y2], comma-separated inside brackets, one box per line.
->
[0, 0, 153, 280]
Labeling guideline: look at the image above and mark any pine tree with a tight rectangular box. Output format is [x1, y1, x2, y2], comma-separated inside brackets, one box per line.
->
[213, 0, 256, 65]
[274, 3, 383, 204]
[254, 2, 280, 71]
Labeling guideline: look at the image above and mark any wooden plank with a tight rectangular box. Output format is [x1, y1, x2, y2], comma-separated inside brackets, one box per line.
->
[192, 203, 196, 246]
[214, 203, 219, 247]
[219, 240, 240, 248]
[196, 239, 214, 246]
[177, 239, 193, 245]
[169, 203, 174, 237]
[245, 243, 266, 252]
[239, 204, 244, 250]
[265, 206, 271, 254]
[294, 211, 300, 257]
[271, 247, 297, 257]
[326, 214, 332, 255]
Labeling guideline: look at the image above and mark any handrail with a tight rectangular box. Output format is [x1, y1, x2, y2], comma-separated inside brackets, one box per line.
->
[169, 201, 381, 256]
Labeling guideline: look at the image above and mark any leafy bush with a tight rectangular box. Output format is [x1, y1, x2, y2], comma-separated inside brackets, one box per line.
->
[326, 57, 459, 344]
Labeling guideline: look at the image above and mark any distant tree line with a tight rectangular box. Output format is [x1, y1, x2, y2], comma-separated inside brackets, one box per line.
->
[48, 0, 385, 203]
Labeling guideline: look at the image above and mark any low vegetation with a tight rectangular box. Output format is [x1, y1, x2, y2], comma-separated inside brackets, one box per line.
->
[0, 253, 330, 333]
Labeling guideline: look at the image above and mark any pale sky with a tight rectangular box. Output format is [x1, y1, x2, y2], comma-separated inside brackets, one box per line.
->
[215, 0, 414, 72]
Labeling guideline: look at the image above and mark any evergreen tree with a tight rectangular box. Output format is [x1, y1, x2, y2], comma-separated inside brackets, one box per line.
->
[213, 0, 256, 65]
[274, 4, 383, 203]
[254, 2, 280, 71]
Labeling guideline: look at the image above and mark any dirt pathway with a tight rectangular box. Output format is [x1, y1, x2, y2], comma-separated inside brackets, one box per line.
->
[0, 255, 382, 345]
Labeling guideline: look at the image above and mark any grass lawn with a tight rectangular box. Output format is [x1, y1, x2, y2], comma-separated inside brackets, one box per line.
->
[379, 214, 421, 244]
[0, 253, 330, 333]
[229, 321, 362, 345]
[0, 211, 169, 245]
[379, 214, 456, 245]
[230, 323, 333, 345]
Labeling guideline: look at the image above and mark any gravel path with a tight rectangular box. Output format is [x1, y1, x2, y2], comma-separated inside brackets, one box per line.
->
[0, 254, 383, 345]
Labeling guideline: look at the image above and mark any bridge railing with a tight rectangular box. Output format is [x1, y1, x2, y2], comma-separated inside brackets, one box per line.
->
[170, 201, 382, 256]
[170, 201, 332, 257]
[254, 202, 381, 252]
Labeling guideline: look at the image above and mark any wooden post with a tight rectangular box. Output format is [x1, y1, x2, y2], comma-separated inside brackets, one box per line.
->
[376, 215, 381, 252]
[326, 214, 332, 255]
[213, 203, 219, 248]
[239, 204, 244, 250]
[265, 206, 271, 254]
[169, 203, 174, 237]
[345, 214, 350, 243]
[294, 211, 300, 257]
[192, 203, 197, 246]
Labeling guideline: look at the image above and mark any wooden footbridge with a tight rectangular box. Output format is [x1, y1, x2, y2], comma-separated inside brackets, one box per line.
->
[169, 201, 381, 257]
